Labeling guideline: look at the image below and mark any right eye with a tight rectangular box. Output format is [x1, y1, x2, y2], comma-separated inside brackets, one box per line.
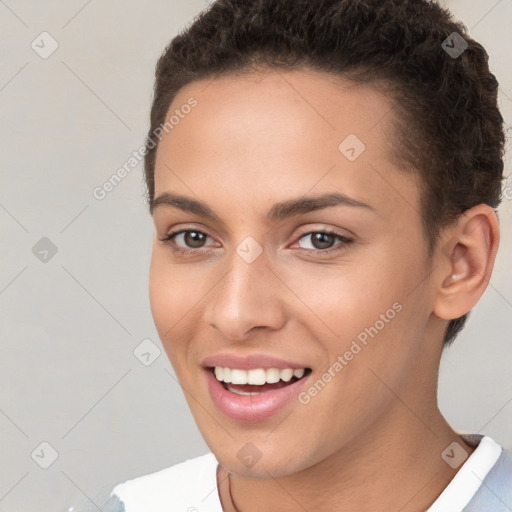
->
[159, 229, 218, 255]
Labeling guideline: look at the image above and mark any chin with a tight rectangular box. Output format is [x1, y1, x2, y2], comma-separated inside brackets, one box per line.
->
[207, 436, 313, 479]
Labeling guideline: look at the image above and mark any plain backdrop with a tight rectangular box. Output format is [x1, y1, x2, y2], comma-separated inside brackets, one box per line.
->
[0, 1, 511, 510]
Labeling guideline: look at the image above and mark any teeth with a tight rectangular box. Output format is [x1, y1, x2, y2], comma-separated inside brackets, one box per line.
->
[226, 385, 260, 396]
[265, 368, 280, 383]
[214, 367, 224, 381]
[280, 368, 294, 382]
[293, 368, 305, 379]
[248, 368, 266, 385]
[231, 369, 247, 385]
[213, 367, 308, 385]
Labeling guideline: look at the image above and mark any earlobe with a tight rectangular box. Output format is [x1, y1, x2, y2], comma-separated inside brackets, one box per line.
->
[433, 204, 500, 321]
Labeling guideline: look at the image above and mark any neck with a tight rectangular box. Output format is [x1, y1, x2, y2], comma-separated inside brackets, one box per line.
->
[226, 403, 474, 512]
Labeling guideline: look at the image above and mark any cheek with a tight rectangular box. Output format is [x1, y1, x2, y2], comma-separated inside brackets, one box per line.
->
[285, 247, 427, 384]
[149, 247, 206, 325]
[148, 255, 175, 336]
[279, 253, 405, 343]
[148, 251, 199, 360]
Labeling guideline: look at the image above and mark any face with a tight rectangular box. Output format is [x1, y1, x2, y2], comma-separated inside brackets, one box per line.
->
[149, 69, 441, 478]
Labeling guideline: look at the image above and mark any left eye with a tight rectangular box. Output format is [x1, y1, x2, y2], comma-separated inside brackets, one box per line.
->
[296, 230, 352, 251]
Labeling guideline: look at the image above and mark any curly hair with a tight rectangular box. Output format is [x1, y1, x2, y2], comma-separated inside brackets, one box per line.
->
[143, 0, 506, 346]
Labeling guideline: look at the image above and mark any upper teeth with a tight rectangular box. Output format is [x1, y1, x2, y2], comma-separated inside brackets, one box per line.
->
[214, 367, 306, 385]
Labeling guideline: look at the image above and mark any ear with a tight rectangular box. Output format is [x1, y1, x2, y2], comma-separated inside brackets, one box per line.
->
[432, 204, 500, 321]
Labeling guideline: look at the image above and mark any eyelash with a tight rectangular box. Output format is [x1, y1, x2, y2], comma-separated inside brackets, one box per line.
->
[158, 228, 353, 257]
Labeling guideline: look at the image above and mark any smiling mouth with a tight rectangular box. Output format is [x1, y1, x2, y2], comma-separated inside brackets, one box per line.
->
[208, 366, 312, 395]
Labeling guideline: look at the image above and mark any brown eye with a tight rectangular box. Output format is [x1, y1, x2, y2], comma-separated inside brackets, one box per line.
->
[297, 231, 350, 251]
[159, 229, 214, 253]
[182, 231, 207, 248]
[311, 232, 335, 250]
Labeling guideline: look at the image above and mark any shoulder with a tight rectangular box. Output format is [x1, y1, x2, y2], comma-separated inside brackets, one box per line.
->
[110, 452, 222, 512]
[464, 445, 512, 511]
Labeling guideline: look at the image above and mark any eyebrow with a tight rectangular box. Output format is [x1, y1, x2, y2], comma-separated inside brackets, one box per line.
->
[151, 191, 374, 222]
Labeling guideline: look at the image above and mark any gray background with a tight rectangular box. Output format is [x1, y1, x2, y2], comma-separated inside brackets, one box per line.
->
[0, 1, 511, 510]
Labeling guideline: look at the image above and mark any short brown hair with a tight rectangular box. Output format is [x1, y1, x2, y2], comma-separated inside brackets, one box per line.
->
[143, 0, 506, 345]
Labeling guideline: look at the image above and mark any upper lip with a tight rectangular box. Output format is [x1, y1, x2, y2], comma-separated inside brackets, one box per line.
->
[201, 353, 310, 370]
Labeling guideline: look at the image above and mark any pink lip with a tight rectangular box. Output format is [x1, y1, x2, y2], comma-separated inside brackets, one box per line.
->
[201, 353, 309, 370]
[204, 367, 311, 422]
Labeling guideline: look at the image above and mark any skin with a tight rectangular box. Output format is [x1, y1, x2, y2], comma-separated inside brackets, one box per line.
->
[148, 68, 500, 511]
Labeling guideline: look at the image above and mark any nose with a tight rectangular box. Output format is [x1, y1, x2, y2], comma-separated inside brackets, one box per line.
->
[203, 246, 286, 341]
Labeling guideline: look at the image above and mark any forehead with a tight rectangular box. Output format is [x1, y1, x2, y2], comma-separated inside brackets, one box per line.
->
[154, 69, 421, 224]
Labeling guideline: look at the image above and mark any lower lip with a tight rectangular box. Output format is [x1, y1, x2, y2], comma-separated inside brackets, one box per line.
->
[205, 369, 311, 422]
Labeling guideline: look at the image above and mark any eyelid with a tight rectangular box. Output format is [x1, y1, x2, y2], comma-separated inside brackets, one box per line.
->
[293, 224, 353, 241]
[159, 223, 215, 242]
